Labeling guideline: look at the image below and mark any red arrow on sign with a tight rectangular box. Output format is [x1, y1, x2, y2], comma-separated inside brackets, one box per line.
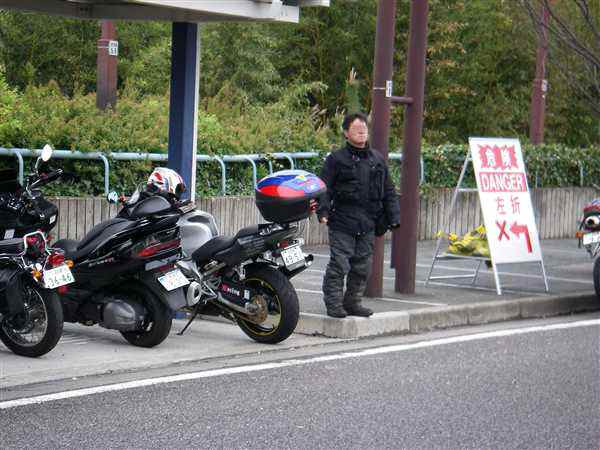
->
[510, 222, 532, 253]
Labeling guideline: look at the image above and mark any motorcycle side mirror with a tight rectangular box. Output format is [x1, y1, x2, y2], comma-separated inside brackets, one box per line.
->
[41, 144, 53, 162]
[35, 144, 54, 173]
[107, 191, 120, 204]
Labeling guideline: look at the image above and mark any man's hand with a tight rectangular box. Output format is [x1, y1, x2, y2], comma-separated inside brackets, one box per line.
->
[319, 217, 328, 224]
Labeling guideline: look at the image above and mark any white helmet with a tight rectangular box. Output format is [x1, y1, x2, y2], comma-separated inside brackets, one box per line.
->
[147, 167, 186, 199]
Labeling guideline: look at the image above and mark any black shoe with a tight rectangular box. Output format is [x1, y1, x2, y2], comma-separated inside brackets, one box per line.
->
[344, 304, 373, 317]
[326, 306, 347, 318]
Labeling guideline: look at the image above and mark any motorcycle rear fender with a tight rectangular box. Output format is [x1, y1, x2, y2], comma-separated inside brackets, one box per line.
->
[138, 271, 186, 311]
[0, 267, 24, 316]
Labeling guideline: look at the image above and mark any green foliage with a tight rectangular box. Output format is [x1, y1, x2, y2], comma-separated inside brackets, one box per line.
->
[0, 80, 335, 196]
[0, 3, 598, 197]
[418, 143, 600, 189]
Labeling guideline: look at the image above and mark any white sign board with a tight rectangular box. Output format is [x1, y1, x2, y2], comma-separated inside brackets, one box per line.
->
[469, 137, 542, 264]
[108, 40, 119, 56]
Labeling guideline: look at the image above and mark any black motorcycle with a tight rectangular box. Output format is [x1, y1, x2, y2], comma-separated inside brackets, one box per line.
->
[2, 148, 189, 348]
[52, 192, 189, 348]
[0, 145, 68, 357]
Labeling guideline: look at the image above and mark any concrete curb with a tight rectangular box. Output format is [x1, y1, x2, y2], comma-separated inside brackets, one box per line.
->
[295, 292, 600, 338]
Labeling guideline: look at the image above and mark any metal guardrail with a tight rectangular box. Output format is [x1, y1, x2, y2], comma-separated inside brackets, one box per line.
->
[0, 147, 426, 195]
[0, 148, 324, 196]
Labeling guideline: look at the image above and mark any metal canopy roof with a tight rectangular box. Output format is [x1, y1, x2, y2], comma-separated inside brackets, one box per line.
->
[0, 0, 329, 23]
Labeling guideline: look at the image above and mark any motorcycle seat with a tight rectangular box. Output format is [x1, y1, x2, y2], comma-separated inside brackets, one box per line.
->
[191, 225, 260, 262]
[0, 238, 24, 255]
[191, 236, 235, 262]
[54, 218, 137, 260]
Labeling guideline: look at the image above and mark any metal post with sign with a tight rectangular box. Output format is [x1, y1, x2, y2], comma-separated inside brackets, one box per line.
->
[97, 20, 118, 110]
[426, 137, 549, 295]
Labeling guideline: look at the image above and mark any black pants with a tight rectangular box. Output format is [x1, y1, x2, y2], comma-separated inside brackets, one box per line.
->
[322, 228, 375, 310]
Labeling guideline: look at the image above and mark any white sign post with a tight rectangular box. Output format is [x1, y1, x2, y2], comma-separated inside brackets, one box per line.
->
[469, 137, 548, 293]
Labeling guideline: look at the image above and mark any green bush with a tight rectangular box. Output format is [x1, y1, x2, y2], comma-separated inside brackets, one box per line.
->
[1, 78, 598, 197]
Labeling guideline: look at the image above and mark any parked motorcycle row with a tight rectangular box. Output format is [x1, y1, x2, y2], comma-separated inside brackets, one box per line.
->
[0, 145, 326, 357]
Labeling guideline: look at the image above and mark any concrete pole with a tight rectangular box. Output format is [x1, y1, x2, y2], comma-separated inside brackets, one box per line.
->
[530, 3, 550, 145]
[365, 0, 397, 298]
[394, 0, 429, 294]
[97, 20, 118, 110]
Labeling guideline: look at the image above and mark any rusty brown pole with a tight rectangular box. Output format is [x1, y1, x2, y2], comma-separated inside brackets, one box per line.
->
[529, 2, 550, 145]
[365, 0, 397, 298]
[97, 20, 118, 110]
[394, 0, 429, 294]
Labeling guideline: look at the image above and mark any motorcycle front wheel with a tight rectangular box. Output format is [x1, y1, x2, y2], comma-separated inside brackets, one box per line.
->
[236, 266, 300, 344]
[0, 284, 64, 357]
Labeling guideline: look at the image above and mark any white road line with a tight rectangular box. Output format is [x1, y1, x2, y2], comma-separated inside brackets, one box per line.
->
[295, 288, 447, 306]
[309, 253, 593, 285]
[2, 318, 598, 411]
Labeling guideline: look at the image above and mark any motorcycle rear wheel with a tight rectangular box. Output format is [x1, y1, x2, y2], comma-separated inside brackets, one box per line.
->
[236, 266, 299, 344]
[118, 284, 173, 348]
[0, 284, 64, 357]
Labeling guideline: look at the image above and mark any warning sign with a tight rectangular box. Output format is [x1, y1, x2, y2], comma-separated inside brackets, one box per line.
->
[469, 137, 542, 264]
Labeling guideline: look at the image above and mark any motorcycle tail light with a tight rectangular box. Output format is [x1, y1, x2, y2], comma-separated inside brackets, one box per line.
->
[58, 286, 69, 294]
[48, 252, 65, 267]
[137, 238, 181, 258]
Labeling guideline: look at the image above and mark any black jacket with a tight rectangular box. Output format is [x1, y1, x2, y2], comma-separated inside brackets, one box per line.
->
[317, 142, 400, 235]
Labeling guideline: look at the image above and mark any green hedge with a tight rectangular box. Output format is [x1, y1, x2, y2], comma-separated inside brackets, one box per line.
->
[1, 77, 598, 197]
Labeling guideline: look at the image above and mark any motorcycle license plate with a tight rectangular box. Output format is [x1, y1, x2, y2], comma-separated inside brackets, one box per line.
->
[583, 231, 600, 246]
[158, 269, 189, 291]
[280, 245, 305, 269]
[43, 264, 75, 289]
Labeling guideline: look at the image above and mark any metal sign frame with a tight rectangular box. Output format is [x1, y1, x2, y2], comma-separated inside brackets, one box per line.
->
[425, 151, 550, 295]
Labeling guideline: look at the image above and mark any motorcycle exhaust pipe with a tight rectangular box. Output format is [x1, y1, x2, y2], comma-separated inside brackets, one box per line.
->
[186, 281, 202, 306]
[215, 293, 264, 324]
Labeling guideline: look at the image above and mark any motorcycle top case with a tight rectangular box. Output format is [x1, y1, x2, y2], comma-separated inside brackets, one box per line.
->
[255, 170, 326, 223]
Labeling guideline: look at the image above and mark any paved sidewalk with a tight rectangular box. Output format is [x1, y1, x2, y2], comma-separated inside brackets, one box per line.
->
[293, 238, 600, 338]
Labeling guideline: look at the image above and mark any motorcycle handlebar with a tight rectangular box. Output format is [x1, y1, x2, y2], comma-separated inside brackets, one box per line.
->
[30, 169, 63, 189]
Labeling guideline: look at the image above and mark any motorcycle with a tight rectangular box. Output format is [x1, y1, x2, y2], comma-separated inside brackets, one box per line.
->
[577, 198, 600, 299]
[52, 192, 189, 348]
[0, 145, 68, 357]
[118, 169, 325, 344]
[4, 148, 189, 348]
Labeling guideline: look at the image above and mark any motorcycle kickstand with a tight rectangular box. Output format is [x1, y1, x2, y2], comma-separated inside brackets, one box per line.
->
[177, 304, 201, 336]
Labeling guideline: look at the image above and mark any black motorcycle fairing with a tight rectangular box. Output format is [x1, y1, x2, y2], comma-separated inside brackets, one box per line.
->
[53, 218, 137, 261]
[0, 268, 24, 316]
[0, 238, 25, 255]
[77, 218, 136, 252]
[138, 271, 187, 311]
[128, 196, 172, 219]
[53, 239, 78, 255]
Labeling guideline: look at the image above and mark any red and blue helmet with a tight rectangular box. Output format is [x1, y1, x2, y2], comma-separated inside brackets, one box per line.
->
[256, 170, 325, 199]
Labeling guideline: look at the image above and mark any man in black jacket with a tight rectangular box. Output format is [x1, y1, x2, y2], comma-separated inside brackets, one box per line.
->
[317, 112, 400, 318]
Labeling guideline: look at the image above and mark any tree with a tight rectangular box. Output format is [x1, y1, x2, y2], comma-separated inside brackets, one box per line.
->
[521, 0, 600, 116]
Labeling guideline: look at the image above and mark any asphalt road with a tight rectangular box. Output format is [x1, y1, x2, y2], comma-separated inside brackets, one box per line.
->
[2, 314, 599, 449]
